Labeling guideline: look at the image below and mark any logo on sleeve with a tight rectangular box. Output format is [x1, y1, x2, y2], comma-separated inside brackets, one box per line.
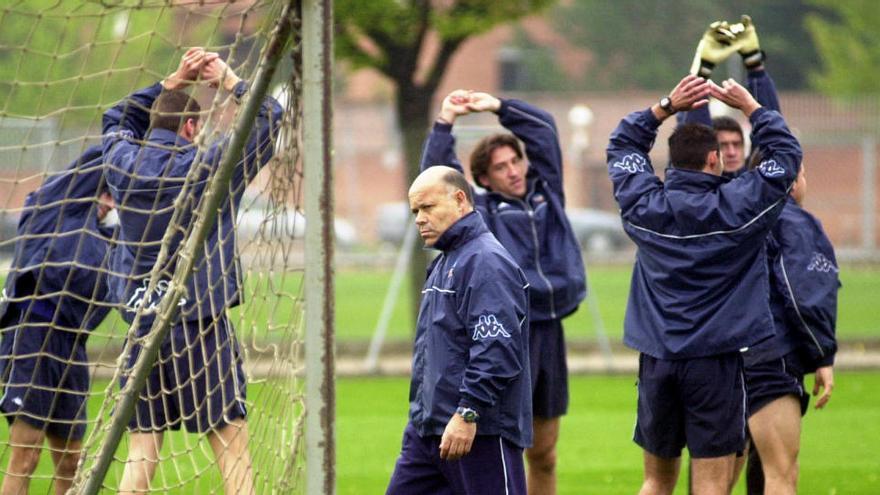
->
[472, 314, 511, 340]
[105, 129, 135, 141]
[125, 279, 188, 313]
[807, 252, 838, 273]
[758, 159, 785, 177]
[612, 153, 647, 174]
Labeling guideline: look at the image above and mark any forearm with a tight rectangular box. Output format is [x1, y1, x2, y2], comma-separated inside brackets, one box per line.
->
[102, 83, 163, 137]
[419, 122, 463, 174]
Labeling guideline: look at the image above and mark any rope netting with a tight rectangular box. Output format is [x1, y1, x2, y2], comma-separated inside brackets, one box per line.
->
[0, 1, 305, 493]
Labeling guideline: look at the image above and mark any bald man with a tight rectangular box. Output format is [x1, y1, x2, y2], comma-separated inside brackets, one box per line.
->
[386, 166, 532, 495]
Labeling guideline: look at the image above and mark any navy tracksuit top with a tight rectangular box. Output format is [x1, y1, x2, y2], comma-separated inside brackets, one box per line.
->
[101, 82, 282, 327]
[408, 212, 533, 448]
[0, 146, 114, 332]
[419, 98, 586, 323]
[745, 197, 840, 369]
[607, 106, 802, 359]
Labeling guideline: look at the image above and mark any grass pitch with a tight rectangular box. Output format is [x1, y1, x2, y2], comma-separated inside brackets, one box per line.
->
[0, 373, 878, 493]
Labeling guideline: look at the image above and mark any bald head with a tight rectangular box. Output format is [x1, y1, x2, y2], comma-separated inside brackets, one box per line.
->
[408, 166, 474, 247]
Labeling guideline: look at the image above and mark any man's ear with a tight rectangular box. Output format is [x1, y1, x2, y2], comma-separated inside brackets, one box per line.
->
[706, 150, 721, 174]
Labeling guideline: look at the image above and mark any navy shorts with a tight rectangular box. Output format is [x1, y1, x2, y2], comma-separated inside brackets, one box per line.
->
[744, 351, 809, 417]
[529, 319, 569, 418]
[634, 352, 746, 459]
[0, 303, 89, 441]
[386, 422, 525, 495]
[123, 315, 247, 433]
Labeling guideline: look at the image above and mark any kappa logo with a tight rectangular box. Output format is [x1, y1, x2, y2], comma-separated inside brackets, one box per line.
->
[472, 314, 511, 341]
[106, 129, 135, 141]
[807, 252, 838, 273]
[125, 279, 188, 313]
[612, 153, 647, 174]
[758, 159, 785, 178]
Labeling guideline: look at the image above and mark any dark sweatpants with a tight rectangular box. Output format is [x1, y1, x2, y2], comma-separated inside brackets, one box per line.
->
[386, 422, 526, 495]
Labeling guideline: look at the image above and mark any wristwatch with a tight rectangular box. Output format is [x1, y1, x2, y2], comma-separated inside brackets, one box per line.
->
[455, 406, 479, 424]
[659, 96, 675, 115]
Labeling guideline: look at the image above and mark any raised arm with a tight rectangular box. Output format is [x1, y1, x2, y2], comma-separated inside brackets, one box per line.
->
[102, 48, 216, 188]
[608, 75, 711, 217]
[493, 96, 565, 194]
[711, 78, 801, 202]
[198, 56, 283, 185]
[419, 90, 470, 174]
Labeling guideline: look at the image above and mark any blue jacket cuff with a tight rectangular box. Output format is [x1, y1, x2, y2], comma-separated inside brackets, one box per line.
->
[433, 121, 453, 133]
[749, 106, 769, 123]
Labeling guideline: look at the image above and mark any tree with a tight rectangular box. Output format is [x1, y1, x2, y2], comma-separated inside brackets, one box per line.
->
[806, 0, 880, 95]
[335, 0, 553, 322]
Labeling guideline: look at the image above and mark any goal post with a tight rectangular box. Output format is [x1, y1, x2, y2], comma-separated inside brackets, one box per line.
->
[0, 1, 334, 493]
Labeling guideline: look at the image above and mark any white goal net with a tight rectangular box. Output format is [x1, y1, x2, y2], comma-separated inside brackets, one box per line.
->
[0, 1, 319, 493]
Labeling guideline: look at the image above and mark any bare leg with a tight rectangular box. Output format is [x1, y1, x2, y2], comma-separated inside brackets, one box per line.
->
[119, 431, 164, 495]
[748, 395, 801, 495]
[691, 454, 736, 495]
[207, 417, 255, 495]
[1, 419, 46, 495]
[639, 450, 680, 495]
[525, 416, 560, 495]
[46, 435, 82, 495]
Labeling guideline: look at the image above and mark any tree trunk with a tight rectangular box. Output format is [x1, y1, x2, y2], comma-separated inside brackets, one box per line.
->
[396, 83, 434, 330]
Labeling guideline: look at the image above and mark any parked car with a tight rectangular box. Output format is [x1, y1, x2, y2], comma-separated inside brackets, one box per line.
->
[375, 201, 628, 253]
[236, 204, 358, 248]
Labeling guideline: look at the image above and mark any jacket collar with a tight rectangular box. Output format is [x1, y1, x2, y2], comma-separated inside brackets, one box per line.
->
[147, 128, 194, 148]
[433, 211, 488, 252]
[664, 167, 729, 193]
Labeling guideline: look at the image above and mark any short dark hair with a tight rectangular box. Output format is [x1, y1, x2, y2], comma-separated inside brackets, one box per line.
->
[442, 168, 474, 206]
[712, 115, 744, 141]
[150, 90, 201, 132]
[469, 133, 523, 186]
[668, 123, 719, 171]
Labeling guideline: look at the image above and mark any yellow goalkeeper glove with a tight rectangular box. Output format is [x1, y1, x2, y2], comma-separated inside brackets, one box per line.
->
[689, 20, 739, 78]
[732, 15, 764, 69]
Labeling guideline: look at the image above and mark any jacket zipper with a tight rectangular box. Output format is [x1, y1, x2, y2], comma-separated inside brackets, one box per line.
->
[520, 197, 556, 319]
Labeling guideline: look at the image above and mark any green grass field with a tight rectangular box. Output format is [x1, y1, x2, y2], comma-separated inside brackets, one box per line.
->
[335, 263, 880, 342]
[2, 372, 878, 493]
[337, 373, 880, 494]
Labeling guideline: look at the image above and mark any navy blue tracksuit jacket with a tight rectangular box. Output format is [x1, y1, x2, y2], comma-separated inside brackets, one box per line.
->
[0, 146, 114, 332]
[101, 82, 282, 327]
[607, 107, 802, 359]
[744, 197, 840, 369]
[408, 212, 532, 448]
[420, 99, 586, 323]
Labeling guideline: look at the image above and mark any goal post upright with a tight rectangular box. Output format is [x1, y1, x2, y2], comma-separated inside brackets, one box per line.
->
[302, 0, 336, 493]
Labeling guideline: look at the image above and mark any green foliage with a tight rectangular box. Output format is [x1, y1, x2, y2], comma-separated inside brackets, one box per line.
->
[806, 0, 880, 95]
[0, 2, 178, 127]
[334, 0, 553, 80]
[549, 0, 822, 90]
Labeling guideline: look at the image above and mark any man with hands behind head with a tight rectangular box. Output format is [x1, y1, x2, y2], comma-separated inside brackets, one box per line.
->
[608, 74, 802, 494]
[386, 166, 531, 495]
[102, 47, 281, 495]
[423, 88, 586, 495]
